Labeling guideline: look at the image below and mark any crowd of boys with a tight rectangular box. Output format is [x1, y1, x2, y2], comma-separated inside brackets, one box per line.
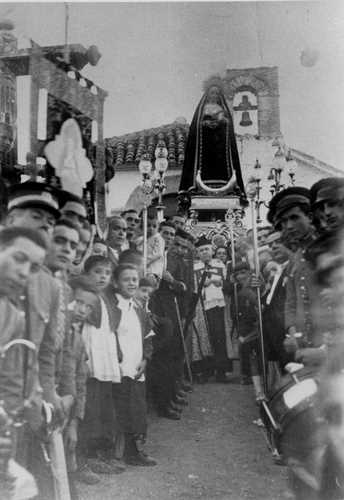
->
[1, 175, 344, 499]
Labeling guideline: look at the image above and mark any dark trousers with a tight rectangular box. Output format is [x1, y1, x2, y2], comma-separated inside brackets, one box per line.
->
[205, 306, 230, 374]
[239, 340, 261, 377]
[147, 351, 176, 412]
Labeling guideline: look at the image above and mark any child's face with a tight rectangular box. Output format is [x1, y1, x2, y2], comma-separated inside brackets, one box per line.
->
[92, 242, 108, 257]
[147, 218, 158, 238]
[86, 263, 112, 291]
[136, 285, 154, 304]
[71, 288, 98, 322]
[235, 269, 250, 286]
[197, 245, 213, 263]
[116, 269, 139, 299]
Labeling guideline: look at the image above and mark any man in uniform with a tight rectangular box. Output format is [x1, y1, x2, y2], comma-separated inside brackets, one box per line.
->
[5, 182, 66, 495]
[267, 187, 324, 368]
[0, 226, 48, 497]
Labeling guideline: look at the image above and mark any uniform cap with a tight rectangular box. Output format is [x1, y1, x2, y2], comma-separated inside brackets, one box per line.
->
[267, 187, 310, 225]
[8, 181, 61, 218]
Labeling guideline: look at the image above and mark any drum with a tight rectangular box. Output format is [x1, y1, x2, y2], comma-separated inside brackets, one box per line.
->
[266, 365, 322, 459]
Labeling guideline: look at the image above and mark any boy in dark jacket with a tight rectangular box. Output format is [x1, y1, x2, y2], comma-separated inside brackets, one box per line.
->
[112, 264, 157, 466]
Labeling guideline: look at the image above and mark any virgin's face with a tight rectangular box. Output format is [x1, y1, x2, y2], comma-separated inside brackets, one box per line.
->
[207, 86, 221, 104]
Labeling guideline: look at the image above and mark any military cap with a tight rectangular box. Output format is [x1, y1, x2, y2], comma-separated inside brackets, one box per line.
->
[195, 235, 212, 248]
[233, 262, 251, 274]
[8, 181, 61, 218]
[310, 177, 344, 208]
[267, 186, 311, 225]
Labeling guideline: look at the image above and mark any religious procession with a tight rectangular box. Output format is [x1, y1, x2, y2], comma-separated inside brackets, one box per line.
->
[0, 3, 343, 500]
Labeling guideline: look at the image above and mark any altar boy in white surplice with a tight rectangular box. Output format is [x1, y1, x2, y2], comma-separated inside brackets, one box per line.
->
[111, 263, 157, 467]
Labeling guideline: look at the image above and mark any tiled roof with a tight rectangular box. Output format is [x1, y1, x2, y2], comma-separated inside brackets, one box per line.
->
[105, 118, 189, 169]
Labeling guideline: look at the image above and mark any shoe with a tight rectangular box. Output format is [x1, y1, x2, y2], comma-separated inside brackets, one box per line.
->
[180, 382, 193, 393]
[177, 390, 188, 398]
[125, 452, 157, 466]
[272, 449, 286, 466]
[169, 401, 183, 412]
[87, 457, 118, 475]
[73, 463, 101, 485]
[160, 407, 181, 420]
[98, 455, 126, 473]
[174, 394, 188, 406]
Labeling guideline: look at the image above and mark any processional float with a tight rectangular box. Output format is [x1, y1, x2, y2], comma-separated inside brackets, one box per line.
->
[177, 76, 271, 412]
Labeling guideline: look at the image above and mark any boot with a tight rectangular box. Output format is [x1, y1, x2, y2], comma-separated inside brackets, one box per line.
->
[124, 434, 157, 466]
[174, 394, 188, 406]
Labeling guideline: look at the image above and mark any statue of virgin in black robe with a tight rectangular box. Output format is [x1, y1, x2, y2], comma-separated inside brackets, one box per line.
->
[179, 85, 245, 198]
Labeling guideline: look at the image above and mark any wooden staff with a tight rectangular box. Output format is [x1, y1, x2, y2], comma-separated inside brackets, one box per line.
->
[249, 198, 268, 395]
[227, 214, 239, 337]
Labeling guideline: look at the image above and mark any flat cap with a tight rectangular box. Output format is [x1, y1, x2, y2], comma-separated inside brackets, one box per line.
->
[310, 177, 344, 208]
[267, 187, 310, 225]
[8, 181, 61, 218]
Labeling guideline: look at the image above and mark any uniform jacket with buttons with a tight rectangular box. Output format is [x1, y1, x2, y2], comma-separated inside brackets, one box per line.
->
[0, 297, 26, 413]
[25, 267, 62, 403]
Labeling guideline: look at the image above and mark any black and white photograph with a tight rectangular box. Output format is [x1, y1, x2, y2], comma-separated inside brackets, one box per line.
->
[0, 1, 343, 499]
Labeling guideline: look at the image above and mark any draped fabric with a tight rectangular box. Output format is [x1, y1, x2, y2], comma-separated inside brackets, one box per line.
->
[179, 87, 245, 197]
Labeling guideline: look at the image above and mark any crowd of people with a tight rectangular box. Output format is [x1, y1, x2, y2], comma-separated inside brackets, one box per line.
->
[0, 175, 344, 500]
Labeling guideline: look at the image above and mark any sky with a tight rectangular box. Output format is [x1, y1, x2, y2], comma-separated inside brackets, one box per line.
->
[3, 1, 344, 168]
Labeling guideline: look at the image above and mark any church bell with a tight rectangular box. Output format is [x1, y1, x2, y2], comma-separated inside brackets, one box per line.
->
[240, 111, 252, 127]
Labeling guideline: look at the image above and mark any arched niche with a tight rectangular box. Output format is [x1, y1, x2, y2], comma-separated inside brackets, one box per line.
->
[233, 88, 258, 136]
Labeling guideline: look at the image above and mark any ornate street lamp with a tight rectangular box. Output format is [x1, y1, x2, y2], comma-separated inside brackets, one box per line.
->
[286, 150, 297, 186]
[252, 159, 266, 224]
[268, 145, 286, 195]
[154, 140, 168, 222]
[138, 153, 153, 274]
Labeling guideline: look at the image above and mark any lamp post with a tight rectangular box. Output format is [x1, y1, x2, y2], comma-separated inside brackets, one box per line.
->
[286, 150, 297, 186]
[268, 145, 286, 196]
[252, 159, 266, 224]
[138, 153, 153, 275]
[246, 177, 268, 395]
[154, 140, 168, 222]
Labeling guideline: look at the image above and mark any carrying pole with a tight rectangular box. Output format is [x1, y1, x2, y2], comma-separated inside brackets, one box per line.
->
[250, 198, 268, 395]
[174, 296, 193, 385]
[228, 216, 239, 336]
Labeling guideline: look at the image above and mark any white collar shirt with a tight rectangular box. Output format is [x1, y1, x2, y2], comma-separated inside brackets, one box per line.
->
[116, 294, 144, 381]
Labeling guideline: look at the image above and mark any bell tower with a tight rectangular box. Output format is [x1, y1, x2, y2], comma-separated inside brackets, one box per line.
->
[224, 66, 281, 138]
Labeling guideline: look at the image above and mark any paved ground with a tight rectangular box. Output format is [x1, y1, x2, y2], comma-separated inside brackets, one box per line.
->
[79, 375, 289, 500]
